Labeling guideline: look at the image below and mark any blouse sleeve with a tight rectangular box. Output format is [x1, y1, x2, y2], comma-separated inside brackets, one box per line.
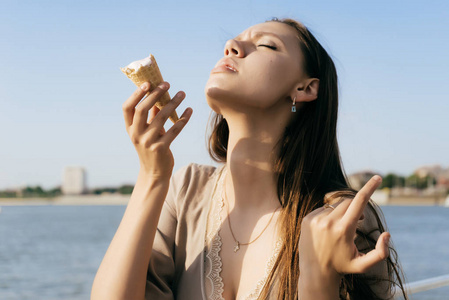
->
[144, 166, 187, 299]
[354, 201, 395, 299]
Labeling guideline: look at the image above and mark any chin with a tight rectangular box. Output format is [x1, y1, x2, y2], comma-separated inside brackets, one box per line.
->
[205, 77, 271, 113]
[205, 75, 225, 95]
[205, 86, 223, 115]
[205, 77, 244, 100]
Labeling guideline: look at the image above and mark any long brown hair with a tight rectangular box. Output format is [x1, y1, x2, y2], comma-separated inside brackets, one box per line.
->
[207, 18, 408, 300]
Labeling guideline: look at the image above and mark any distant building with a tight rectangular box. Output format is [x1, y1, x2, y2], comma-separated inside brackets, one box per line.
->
[414, 164, 449, 190]
[62, 166, 87, 195]
[437, 168, 449, 187]
[348, 170, 379, 190]
[15, 186, 25, 197]
[414, 164, 443, 178]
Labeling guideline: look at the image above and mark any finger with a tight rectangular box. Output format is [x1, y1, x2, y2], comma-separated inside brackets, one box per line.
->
[161, 107, 193, 145]
[134, 82, 170, 133]
[148, 106, 166, 135]
[148, 106, 160, 123]
[348, 232, 390, 274]
[122, 82, 150, 128]
[321, 198, 349, 220]
[152, 90, 186, 127]
[327, 199, 365, 226]
[343, 176, 382, 226]
[304, 203, 329, 219]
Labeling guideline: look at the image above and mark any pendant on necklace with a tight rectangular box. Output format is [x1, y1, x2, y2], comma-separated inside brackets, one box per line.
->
[234, 241, 240, 253]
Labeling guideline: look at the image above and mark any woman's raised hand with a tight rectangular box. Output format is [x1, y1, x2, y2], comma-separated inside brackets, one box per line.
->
[298, 176, 390, 298]
[122, 82, 192, 180]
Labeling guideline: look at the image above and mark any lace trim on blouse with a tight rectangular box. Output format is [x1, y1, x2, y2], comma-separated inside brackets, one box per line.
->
[204, 166, 226, 300]
[204, 166, 283, 300]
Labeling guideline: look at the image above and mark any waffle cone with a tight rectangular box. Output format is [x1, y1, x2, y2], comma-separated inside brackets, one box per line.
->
[121, 54, 179, 123]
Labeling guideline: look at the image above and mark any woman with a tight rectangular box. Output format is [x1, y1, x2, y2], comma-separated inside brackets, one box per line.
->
[91, 18, 407, 300]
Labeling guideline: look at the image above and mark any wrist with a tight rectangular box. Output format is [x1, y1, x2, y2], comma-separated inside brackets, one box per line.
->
[137, 168, 171, 184]
[129, 170, 170, 207]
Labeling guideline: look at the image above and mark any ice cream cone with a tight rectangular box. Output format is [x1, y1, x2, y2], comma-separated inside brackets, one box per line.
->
[121, 54, 179, 123]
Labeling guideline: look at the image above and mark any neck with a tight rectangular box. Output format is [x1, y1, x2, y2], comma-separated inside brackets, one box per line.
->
[222, 110, 289, 215]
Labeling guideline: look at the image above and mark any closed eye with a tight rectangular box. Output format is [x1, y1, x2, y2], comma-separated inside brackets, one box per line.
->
[258, 44, 277, 50]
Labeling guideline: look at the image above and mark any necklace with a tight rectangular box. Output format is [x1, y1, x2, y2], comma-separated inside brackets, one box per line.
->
[223, 177, 281, 253]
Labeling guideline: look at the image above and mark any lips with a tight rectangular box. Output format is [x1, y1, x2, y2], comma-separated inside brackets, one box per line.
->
[211, 58, 238, 73]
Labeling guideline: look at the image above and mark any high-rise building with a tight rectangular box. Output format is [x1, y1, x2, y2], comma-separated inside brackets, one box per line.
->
[62, 166, 87, 195]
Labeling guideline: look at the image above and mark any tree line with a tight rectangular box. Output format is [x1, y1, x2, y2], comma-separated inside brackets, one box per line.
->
[0, 184, 135, 198]
[379, 173, 437, 190]
[0, 173, 444, 198]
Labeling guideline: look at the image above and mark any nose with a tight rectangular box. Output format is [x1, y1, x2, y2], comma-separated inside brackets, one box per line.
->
[224, 39, 244, 57]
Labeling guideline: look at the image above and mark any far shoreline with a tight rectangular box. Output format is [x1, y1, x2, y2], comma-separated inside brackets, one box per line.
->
[0, 194, 448, 207]
[0, 194, 130, 206]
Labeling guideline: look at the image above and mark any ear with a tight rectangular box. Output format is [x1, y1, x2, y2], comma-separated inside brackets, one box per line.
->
[292, 78, 320, 103]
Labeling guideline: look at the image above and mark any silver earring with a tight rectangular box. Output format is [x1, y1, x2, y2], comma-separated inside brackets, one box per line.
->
[292, 97, 296, 112]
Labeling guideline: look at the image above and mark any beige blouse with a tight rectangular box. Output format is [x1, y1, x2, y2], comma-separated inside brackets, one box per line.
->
[145, 163, 392, 300]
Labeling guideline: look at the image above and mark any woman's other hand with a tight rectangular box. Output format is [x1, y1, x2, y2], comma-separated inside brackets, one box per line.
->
[122, 81, 193, 180]
[298, 176, 390, 299]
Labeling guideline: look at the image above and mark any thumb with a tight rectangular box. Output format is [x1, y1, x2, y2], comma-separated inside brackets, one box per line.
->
[377, 232, 391, 260]
[349, 232, 390, 274]
[370, 232, 391, 264]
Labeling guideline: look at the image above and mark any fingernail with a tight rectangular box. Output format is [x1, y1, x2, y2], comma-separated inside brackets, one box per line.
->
[159, 82, 168, 89]
[177, 91, 185, 98]
[140, 83, 148, 91]
[384, 234, 390, 244]
[373, 175, 382, 182]
[181, 107, 192, 119]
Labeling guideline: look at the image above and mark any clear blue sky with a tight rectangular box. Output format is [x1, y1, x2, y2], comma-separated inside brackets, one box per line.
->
[1, 0, 448, 190]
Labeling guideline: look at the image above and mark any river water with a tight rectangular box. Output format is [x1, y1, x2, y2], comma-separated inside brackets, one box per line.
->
[0, 205, 448, 299]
